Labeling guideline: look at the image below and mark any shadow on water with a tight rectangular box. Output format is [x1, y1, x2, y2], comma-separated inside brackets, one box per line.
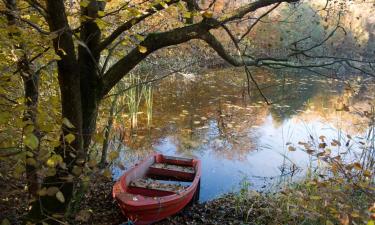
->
[111, 68, 375, 202]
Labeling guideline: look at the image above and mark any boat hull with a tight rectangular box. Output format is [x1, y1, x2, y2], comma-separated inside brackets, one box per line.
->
[113, 153, 201, 225]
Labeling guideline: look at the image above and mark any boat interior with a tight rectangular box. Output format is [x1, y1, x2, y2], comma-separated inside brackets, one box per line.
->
[124, 155, 198, 198]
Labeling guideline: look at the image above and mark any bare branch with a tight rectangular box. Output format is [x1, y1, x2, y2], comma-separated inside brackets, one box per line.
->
[0, 10, 50, 34]
[239, 2, 281, 42]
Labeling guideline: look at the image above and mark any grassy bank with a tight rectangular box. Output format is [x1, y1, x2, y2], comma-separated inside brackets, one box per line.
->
[2, 163, 373, 225]
[74, 168, 373, 225]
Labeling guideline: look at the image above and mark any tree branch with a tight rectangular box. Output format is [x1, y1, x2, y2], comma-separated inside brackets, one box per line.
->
[100, 0, 300, 97]
[95, 0, 180, 53]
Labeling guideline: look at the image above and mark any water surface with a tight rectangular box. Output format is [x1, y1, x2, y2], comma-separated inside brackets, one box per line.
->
[112, 68, 374, 202]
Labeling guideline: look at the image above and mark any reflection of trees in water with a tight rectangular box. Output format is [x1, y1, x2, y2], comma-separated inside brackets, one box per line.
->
[115, 67, 373, 160]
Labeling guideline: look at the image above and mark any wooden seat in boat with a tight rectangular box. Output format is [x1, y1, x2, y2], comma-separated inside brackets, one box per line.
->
[149, 163, 195, 174]
[129, 178, 186, 193]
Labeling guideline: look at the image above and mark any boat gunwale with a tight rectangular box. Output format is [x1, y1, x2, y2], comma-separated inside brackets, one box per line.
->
[114, 153, 201, 208]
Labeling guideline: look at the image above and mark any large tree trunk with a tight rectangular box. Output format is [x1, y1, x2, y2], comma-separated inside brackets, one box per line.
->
[27, 0, 84, 222]
[79, 1, 104, 151]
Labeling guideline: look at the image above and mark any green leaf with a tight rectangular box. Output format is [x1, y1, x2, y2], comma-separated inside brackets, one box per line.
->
[367, 220, 375, 225]
[56, 191, 65, 203]
[24, 133, 39, 150]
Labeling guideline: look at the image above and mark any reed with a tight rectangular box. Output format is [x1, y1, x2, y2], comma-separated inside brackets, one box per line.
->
[125, 74, 144, 132]
[143, 83, 153, 129]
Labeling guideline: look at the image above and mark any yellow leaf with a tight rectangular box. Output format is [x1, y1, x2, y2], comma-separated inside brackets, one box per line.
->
[80, 0, 90, 7]
[135, 34, 145, 41]
[108, 151, 119, 161]
[310, 196, 321, 200]
[72, 166, 82, 176]
[97, 11, 105, 17]
[160, 2, 168, 8]
[46, 155, 63, 168]
[367, 220, 374, 225]
[103, 169, 111, 178]
[353, 162, 362, 170]
[56, 191, 65, 203]
[183, 12, 192, 18]
[363, 170, 372, 177]
[288, 146, 296, 151]
[37, 187, 47, 196]
[26, 158, 37, 167]
[351, 212, 360, 218]
[202, 11, 213, 18]
[62, 118, 75, 129]
[65, 133, 75, 144]
[138, 45, 147, 53]
[94, 18, 106, 30]
[46, 186, 59, 196]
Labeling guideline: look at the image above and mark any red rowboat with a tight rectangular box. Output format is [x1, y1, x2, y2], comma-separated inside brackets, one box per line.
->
[113, 153, 201, 224]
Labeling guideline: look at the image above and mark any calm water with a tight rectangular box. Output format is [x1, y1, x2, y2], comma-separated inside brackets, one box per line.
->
[112, 68, 374, 202]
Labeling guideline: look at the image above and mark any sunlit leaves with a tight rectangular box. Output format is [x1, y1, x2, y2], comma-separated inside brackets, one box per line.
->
[138, 45, 147, 53]
[97, 11, 106, 17]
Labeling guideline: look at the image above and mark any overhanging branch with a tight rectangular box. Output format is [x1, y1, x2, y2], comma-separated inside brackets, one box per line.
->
[95, 0, 180, 53]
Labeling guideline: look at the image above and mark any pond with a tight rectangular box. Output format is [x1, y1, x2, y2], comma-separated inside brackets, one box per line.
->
[112, 68, 374, 202]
